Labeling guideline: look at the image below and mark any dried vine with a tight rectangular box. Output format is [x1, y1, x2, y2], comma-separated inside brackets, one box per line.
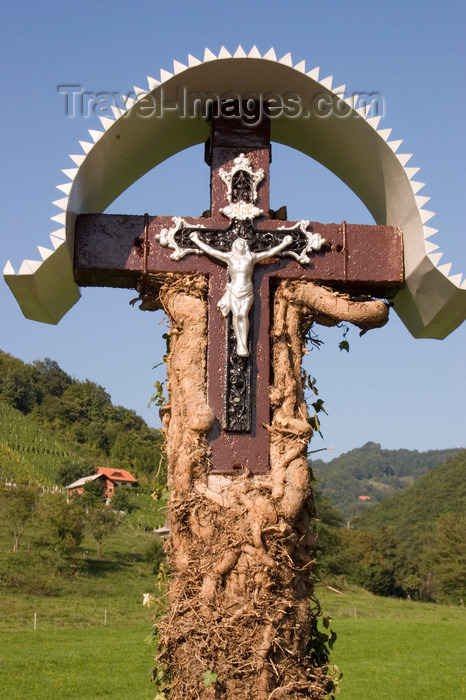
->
[136, 274, 388, 699]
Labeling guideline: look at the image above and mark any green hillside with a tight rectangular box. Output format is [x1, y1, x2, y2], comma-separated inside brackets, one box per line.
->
[352, 449, 466, 559]
[0, 352, 165, 488]
[310, 451, 466, 604]
[1, 351, 463, 606]
[0, 401, 93, 486]
[315, 451, 466, 604]
[310, 441, 462, 519]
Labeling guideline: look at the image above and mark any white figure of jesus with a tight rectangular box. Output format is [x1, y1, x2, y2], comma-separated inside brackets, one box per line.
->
[190, 233, 293, 356]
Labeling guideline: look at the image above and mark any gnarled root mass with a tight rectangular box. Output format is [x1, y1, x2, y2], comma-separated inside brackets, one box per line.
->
[138, 275, 388, 699]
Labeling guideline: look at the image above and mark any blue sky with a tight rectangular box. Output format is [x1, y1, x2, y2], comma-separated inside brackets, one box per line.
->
[1, 0, 465, 459]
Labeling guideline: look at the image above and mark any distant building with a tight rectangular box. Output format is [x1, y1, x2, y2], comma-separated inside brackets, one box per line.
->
[66, 468, 138, 501]
[95, 468, 138, 499]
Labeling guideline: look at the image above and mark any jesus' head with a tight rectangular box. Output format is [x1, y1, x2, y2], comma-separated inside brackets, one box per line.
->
[231, 238, 249, 254]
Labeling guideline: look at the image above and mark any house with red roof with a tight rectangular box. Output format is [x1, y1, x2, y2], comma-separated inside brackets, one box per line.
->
[96, 467, 138, 500]
[66, 467, 138, 502]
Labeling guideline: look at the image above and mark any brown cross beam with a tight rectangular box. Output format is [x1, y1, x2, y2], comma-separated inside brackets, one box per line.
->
[74, 105, 403, 474]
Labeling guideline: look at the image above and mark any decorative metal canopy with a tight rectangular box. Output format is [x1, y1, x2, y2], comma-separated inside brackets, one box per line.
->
[4, 46, 465, 338]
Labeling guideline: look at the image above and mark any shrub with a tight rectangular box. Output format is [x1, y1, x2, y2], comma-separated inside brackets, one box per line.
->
[111, 485, 137, 513]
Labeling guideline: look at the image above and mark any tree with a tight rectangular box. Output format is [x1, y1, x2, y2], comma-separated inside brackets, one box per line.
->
[1, 366, 42, 414]
[34, 393, 86, 430]
[0, 481, 38, 551]
[112, 404, 145, 431]
[33, 357, 71, 397]
[57, 461, 90, 487]
[424, 512, 466, 603]
[42, 494, 85, 554]
[81, 478, 106, 507]
[111, 485, 137, 513]
[86, 504, 119, 559]
[334, 527, 411, 597]
[310, 490, 345, 578]
[62, 380, 112, 423]
[110, 430, 162, 477]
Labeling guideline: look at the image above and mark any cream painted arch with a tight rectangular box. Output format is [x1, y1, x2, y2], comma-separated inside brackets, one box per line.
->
[5, 46, 465, 337]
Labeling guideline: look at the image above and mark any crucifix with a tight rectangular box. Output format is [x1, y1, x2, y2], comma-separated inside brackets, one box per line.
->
[75, 103, 403, 474]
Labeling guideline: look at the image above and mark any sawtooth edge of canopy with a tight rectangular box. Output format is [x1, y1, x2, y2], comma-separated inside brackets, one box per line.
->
[4, 46, 465, 337]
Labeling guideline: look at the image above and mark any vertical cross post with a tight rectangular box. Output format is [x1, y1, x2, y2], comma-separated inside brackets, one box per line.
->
[206, 110, 272, 473]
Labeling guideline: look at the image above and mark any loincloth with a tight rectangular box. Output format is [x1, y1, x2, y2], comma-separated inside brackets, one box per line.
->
[218, 282, 253, 316]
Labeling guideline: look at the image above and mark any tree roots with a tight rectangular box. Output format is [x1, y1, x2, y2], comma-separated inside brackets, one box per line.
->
[138, 274, 388, 699]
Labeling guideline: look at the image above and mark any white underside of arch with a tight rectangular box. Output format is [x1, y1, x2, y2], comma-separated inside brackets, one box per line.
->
[4, 47, 465, 337]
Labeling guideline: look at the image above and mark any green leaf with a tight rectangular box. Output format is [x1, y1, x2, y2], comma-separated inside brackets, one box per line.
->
[338, 340, 350, 353]
[162, 332, 171, 354]
[149, 381, 165, 408]
[306, 375, 319, 396]
[202, 670, 218, 688]
[308, 414, 323, 438]
[312, 399, 328, 415]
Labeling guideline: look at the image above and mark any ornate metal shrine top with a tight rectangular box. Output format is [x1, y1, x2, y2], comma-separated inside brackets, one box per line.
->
[156, 151, 326, 264]
[5, 49, 464, 343]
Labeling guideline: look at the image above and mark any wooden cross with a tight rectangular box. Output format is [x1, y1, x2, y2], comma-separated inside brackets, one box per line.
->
[74, 104, 403, 474]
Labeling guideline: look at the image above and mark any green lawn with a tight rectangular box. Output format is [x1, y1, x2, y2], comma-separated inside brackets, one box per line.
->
[0, 625, 155, 699]
[0, 528, 162, 698]
[1, 585, 465, 699]
[1, 525, 465, 700]
[318, 586, 466, 699]
[331, 618, 466, 699]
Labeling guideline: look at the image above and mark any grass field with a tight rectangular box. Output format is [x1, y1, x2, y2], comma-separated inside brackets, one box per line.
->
[1, 582, 465, 699]
[1, 510, 464, 699]
[319, 586, 466, 699]
[332, 618, 465, 699]
[0, 523, 162, 699]
[0, 625, 155, 699]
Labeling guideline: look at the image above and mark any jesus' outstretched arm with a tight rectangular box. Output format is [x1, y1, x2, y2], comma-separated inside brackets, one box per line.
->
[189, 232, 230, 263]
[253, 235, 293, 263]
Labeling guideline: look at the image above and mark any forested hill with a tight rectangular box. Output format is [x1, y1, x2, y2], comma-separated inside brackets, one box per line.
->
[310, 441, 462, 520]
[352, 450, 466, 546]
[349, 451, 466, 601]
[0, 351, 164, 487]
[312, 451, 466, 603]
